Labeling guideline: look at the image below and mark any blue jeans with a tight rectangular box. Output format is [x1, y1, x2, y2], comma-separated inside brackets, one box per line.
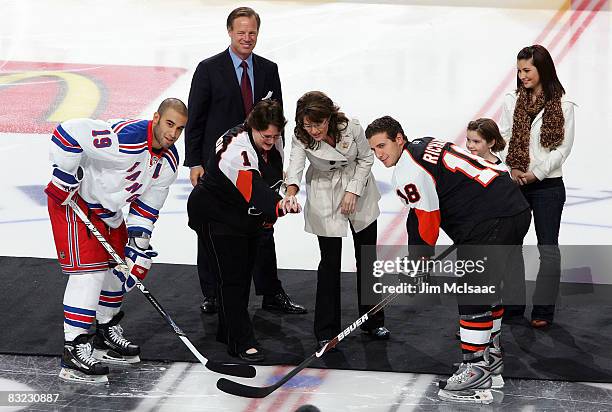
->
[521, 177, 566, 323]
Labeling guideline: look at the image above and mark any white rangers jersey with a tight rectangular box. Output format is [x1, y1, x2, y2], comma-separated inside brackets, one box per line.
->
[49, 118, 179, 235]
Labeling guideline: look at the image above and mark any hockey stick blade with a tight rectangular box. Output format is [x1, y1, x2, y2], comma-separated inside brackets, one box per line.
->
[206, 360, 256, 379]
[217, 353, 316, 398]
[217, 376, 275, 399]
[216, 244, 457, 398]
[177, 335, 256, 378]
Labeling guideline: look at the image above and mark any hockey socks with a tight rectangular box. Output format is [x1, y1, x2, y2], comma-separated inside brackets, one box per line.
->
[458, 310, 492, 363]
[63, 270, 106, 341]
[96, 268, 125, 324]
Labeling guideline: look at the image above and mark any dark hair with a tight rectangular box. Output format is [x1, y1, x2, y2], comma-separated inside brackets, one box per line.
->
[157, 98, 187, 117]
[516, 44, 565, 100]
[246, 99, 286, 132]
[294, 91, 349, 150]
[467, 118, 505, 152]
[365, 116, 407, 142]
[227, 7, 260, 30]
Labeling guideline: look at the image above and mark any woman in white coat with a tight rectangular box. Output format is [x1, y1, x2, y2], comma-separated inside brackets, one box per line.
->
[499, 45, 576, 329]
[284, 91, 389, 349]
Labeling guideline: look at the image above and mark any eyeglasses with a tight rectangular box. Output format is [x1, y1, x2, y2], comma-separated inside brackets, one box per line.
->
[302, 118, 329, 132]
[256, 130, 281, 140]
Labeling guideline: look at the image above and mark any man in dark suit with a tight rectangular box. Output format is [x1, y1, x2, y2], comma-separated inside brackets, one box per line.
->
[184, 6, 306, 315]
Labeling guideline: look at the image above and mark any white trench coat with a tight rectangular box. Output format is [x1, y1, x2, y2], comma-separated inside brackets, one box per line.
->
[285, 118, 381, 237]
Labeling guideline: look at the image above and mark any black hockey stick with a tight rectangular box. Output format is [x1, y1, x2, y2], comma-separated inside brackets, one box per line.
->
[67, 200, 256, 379]
[217, 244, 457, 398]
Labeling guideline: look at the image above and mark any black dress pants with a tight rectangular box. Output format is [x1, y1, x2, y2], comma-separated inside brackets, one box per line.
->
[198, 220, 258, 354]
[314, 220, 384, 340]
[197, 226, 283, 298]
[251, 227, 283, 296]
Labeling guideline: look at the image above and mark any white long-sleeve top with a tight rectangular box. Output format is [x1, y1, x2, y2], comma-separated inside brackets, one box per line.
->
[498, 91, 576, 181]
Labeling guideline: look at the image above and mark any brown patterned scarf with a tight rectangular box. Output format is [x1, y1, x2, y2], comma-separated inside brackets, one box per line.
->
[506, 86, 564, 171]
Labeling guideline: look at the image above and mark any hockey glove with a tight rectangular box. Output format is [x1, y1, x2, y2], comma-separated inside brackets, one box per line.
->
[45, 166, 84, 206]
[123, 235, 158, 292]
[112, 266, 134, 293]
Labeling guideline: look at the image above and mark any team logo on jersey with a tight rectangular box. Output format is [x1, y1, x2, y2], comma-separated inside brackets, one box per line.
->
[247, 206, 262, 216]
[0, 61, 186, 133]
[59, 251, 65, 259]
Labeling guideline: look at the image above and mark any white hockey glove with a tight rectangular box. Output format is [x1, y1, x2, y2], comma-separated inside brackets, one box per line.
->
[122, 234, 158, 292]
[44, 166, 84, 206]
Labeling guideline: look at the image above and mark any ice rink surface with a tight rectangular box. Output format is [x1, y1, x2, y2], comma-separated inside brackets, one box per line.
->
[2, 354, 612, 411]
[1, 0, 611, 410]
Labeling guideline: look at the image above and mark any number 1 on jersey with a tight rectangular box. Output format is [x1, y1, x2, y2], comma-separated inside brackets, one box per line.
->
[241, 151, 251, 167]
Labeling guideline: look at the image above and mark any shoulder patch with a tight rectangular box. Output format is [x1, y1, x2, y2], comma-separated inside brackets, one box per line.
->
[52, 124, 83, 153]
[115, 119, 149, 154]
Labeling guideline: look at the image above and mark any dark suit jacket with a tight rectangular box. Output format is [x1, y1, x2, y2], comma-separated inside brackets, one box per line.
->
[184, 48, 283, 168]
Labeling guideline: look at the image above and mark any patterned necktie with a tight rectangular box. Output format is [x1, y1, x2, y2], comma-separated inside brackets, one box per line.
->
[240, 60, 253, 116]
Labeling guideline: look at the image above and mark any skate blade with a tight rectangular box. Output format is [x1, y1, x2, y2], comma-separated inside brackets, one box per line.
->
[59, 368, 108, 384]
[491, 374, 505, 389]
[438, 388, 493, 404]
[93, 349, 140, 365]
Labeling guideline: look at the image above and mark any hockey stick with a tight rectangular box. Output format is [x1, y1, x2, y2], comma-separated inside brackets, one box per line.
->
[67, 199, 256, 379]
[217, 244, 458, 398]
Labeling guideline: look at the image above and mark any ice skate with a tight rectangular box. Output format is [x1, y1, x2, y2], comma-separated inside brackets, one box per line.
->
[93, 311, 141, 365]
[489, 347, 504, 389]
[59, 334, 109, 384]
[438, 361, 493, 404]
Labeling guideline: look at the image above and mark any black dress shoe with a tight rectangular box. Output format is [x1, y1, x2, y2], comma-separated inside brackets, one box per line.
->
[363, 326, 390, 340]
[229, 348, 265, 363]
[262, 291, 307, 314]
[317, 339, 339, 352]
[531, 319, 551, 328]
[199, 296, 217, 314]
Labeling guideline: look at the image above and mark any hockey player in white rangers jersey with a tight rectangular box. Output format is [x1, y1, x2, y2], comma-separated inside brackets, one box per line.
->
[187, 99, 300, 362]
[366, 116, 531, 404]
[45, 98, 188, 383]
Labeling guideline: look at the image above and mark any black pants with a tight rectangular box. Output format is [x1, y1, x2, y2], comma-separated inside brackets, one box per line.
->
[456, 209, 532, 317]
[502, 241, 527, 317]
[521, 177, 565, 323]
[197, 221, 258, 354]
[315, 220, 384, 340]
[197, 226, 283, 298]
